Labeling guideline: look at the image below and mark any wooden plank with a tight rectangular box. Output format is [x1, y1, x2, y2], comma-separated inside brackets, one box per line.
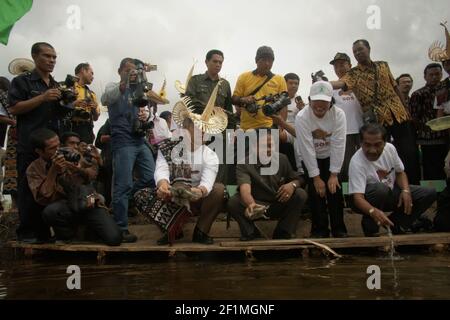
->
[221, 233, 450, 249]
[6, 233, 450, 253]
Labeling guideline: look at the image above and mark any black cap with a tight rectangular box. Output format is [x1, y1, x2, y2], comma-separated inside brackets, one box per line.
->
[256, 46, 275, 61]
[329, 52, 351, 65]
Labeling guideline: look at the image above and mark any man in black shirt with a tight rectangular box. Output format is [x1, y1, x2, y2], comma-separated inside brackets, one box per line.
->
[8, 42, 62, 242]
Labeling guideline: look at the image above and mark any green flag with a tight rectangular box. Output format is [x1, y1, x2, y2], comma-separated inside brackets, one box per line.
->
[0, 0, 33, 45]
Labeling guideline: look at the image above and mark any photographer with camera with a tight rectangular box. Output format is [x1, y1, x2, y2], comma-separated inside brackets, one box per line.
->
[101, 58, 156, 243]
[7, 42, 65, 243]
[63, 63, 100, 144]
[26, 128, 122, 245]
[232, 46, 287, 131]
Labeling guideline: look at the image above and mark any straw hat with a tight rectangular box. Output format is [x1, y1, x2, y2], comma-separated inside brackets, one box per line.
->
[8, 58, 35, 75]
[428, 22, 450, 62]
[172, 81, 228, 134]
[146, 89, 170, 105]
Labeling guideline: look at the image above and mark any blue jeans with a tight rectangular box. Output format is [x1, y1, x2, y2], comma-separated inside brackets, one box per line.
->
[112, 144, 155, 230]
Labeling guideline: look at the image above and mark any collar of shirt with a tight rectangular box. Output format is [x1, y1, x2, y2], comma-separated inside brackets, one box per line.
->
[252, 69, 271, 77]
[201, 72, 220, 82]
[29, 69, 58, 87]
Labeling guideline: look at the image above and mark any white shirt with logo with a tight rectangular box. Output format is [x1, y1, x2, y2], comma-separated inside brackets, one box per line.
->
[333, 89, 363, 135]
[295, 105, 347, 177]
[348, 143, 405, 194]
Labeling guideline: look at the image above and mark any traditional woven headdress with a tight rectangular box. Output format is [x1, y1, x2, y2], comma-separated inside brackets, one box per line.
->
[172, 81, 228, 134]
[428, 21, 450, 62]
[175, 61, 196, 95]
[8, 58, 35, 75]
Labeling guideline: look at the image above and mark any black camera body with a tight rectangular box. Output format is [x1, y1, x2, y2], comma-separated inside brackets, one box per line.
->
[311, 70, 328, 83]
[132, 118, 154, 137]
[58, 75, 78, 110]
[82, 145, 96, 163]
[56, 147, 81, 163]
[128, 61, 154, 107]
[245, 102, 259, 114]
[261, 92, 291, 116]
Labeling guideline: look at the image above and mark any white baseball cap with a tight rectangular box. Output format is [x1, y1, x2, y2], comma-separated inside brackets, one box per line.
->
[309, 81, 333, 102]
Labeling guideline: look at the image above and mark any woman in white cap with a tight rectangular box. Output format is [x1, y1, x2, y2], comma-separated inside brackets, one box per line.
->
[295, 81, 347, 238]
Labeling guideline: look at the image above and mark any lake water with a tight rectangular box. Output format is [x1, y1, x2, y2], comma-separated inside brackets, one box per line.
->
[1, 248, 449, 300]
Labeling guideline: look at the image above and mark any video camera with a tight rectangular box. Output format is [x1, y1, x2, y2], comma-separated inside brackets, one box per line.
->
[56, 147, 81, 163]
[244, 92, 291, 116]
[132, 118, 154, 137]
[261, 92, 291, 116]
[128, 59, 157, 107]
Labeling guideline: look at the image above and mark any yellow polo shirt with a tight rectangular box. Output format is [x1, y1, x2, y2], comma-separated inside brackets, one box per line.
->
[233, 71, 287, 130]
[73, 82, 100, 122]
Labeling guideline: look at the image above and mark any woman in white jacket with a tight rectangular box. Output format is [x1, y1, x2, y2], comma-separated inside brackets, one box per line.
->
[295, 81, 347, 238]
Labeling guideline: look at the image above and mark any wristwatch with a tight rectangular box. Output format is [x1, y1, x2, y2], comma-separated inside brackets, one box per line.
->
[368, 208, 375, 216]
[291, 182, 298, 189]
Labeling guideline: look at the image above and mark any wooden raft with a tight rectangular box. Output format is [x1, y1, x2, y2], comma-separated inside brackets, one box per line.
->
[5, 213, 450, 260]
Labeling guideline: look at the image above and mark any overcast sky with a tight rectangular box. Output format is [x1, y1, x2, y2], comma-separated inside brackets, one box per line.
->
[1, 0, 449, 122]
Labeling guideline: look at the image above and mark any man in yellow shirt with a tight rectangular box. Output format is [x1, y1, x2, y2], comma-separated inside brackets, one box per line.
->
[232, 46, 287, 131]
[65, 63, 100, 144]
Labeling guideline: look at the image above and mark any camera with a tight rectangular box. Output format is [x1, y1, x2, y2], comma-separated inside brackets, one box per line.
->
[56, 147, 81, 163]
[128, 60, 154, 107]
[82, 145, 96, 163]
[244, 102, 259, 114]
[58, 75, 78, 110]
[261, 92, 291, 116]
[73, 97, 93, 120]
[132, 118, 154, 137]
[311, 70, 328, 83]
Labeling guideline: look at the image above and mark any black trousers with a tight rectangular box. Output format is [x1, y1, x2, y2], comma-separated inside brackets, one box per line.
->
[97, 163, 113, 207]
[16, 152, 49, 239]
[227, 189, 307, 239]
[435, 185, 450, 232]
[386, 121, 421, 185]
[42, 199, 122, 246]
[305, 158, 347, 237]
[421, 144, 448, 180]
[279, 142, 297, 172]
[351, 183, 437, 236]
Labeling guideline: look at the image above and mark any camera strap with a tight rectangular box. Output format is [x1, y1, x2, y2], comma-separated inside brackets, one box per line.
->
[249, 72, 275, 97]
[84, 85, 93, 100]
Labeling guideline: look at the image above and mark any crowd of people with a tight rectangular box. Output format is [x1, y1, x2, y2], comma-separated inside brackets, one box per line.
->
[0, 38, 449, 246]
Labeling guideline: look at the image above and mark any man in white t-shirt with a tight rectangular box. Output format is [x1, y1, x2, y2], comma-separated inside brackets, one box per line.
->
[296, 81, 347, 238]
[349, 123, 436, 236]
[330, 53, 363, 181]
[283, 73, 305, 125]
